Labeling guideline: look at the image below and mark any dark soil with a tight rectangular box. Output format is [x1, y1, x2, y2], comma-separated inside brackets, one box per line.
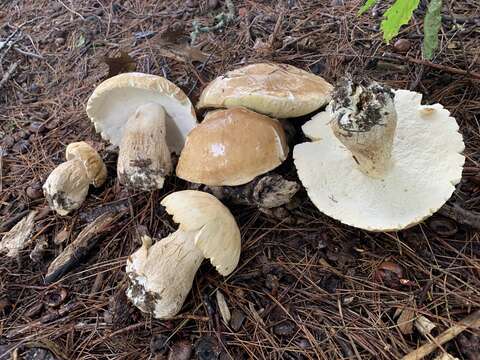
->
[1, 1, 480, 359]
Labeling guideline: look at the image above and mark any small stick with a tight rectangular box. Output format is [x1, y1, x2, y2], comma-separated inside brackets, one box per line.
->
[401, 310, 480, 360]
[0, 62, 19, 89]
[384, 52, 480, 81]
[438, 204, 480, 230]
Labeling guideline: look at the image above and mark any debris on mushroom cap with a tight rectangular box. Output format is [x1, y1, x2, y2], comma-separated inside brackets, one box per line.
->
[43, 141, 107, 216]
[176, 107, 288, 186]
[197, 63, 333, 118]
[86, 72, 197, 153]
[293, 88, 465, 231]
[66, 141, 107, 187]
[117, 103, 172, 190]
[125, 190, 241, 319]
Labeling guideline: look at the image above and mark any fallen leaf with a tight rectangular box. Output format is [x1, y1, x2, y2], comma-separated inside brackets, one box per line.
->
[415, 315, 436, 336]
[0, 211, 37, 257]
[148, 26, 209, 63]
[102, 51, 136, 78]
[397, 307, 415, 335]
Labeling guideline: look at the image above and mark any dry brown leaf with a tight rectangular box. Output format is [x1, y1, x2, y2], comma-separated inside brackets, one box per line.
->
[397, 307, 415, 335]
[102, 51, 136, 78]
[149, 26, 209, 64]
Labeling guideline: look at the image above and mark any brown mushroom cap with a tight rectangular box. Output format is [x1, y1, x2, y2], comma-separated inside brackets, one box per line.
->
[197, 63, 333, 118]
[176, 107, 288, 186]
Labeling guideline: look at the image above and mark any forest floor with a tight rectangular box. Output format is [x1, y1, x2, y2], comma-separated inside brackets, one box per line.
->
[1, 1, 480, 359]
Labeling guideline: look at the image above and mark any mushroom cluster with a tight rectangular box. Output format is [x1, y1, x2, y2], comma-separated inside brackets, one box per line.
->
[39, 64, 465, 320]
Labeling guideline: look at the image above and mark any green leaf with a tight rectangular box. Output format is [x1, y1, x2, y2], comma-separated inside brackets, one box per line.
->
[358, 0, 379, 15]
[380, 0, 421, 43]
[422, 0, 442, 59]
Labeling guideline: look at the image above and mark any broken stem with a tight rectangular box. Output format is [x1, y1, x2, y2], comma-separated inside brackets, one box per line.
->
[331, 79, 397, 178]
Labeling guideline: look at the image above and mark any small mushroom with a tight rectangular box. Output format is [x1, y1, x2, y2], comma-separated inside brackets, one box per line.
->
[293, 79, 465, 231]
[197, 63, 333, 118]
[43, 142, 106, 215]
[125, 190, 241, 319]
[176, 107, 299, 208]
[86, 72, 197, 190]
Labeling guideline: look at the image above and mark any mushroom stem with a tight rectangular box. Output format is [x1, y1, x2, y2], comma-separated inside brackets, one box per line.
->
[330, 79, 397, 178]
[126, 232, 204, 319]
[117, 103, 172, 190]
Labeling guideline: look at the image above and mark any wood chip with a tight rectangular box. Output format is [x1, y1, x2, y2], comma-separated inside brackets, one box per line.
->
[415, 315, 436, 336]
[216, 290, 231, 324]
[0, 210, 37, 257]
[45, 212, 119, 283]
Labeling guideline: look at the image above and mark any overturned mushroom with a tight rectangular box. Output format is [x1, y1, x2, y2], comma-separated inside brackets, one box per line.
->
[176, 107, 299, 208]
[43, 142, 106, 215]
[125, 190, 241, 319]
[293, 79, 465, 231]
[86, 72, 197, 190]
[197, 63, 333, 118]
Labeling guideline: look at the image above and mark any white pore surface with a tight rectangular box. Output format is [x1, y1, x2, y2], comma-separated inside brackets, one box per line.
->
[293, 89, 465, 231]
[88, 88, 196, 153]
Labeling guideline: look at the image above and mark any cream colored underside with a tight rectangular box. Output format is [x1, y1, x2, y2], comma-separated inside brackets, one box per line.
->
[293, 89, 465, 231]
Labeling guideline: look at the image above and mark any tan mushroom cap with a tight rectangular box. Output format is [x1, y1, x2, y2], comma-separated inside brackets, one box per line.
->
[86, 72, 197, 153]
[197, 63, 333, 118]
[66, 141, 107, 187]
[176, 107, 288, 186]
[161, 190, 241, 276]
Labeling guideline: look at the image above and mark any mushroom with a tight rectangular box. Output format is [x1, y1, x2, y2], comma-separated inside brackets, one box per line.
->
[125, 190, 241, 319]
[293, 79, 465, 231]
[86, 72, 197, 190]
[176, 107, 299, 208]
[43, 141, 107, 216]
[197, 63, 333, 118]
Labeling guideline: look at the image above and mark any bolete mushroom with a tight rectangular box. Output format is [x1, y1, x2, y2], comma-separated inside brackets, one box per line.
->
[86, 72, 197, 190]
[293, 79, 465, 231]
[125, 190, 241, 319]
[176, 107, 299, 208]
[197, 63, 333, 118]
[43, 141, 107, 216]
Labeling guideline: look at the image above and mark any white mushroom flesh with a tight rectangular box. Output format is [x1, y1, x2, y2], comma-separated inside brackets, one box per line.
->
[117, 102, 172, 190]
[126, 233, 203, 319]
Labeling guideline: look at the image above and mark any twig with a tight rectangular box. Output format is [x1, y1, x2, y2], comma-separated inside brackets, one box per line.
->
[0, 61, 18, 88]
[438, 204, 480, 230]
[14, 47, 43, 59]
[56, 0, 85, 20]
[0, 209, 30, 233]
[402, 310, 480, 360]
[384, 52, 480, 80]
